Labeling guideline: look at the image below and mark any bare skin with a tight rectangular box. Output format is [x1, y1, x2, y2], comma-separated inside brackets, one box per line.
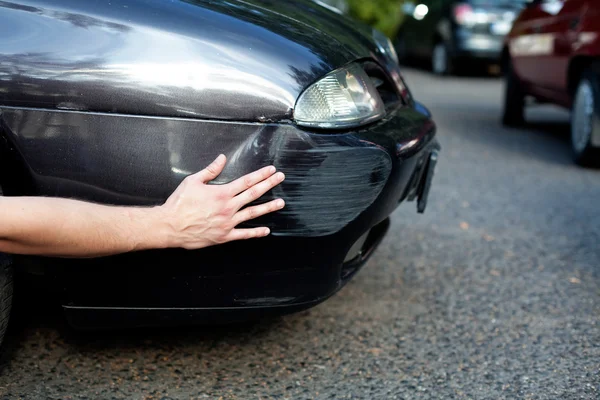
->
[0, 154, 285, 258]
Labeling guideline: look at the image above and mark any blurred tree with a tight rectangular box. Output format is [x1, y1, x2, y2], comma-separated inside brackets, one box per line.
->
[346, 0, 406, 38]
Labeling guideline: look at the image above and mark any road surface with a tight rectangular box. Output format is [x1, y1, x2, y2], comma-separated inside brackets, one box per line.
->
[0, 67, 598, 399]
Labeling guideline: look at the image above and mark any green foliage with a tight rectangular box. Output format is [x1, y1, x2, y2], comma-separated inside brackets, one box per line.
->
[346, 0, 406, 38]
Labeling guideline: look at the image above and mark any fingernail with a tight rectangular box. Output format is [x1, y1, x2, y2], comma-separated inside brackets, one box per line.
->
[264, 227, 270, 235]
[268, 166, 276, 174]
[276, 199, 285, 208]
[277, 172, 285, 181]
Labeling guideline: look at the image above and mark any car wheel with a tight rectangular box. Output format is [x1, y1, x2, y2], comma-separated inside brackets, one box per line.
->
[432, 42, 454, 76]
[501, 58, 525, 127]
[571, 68, 600, 167]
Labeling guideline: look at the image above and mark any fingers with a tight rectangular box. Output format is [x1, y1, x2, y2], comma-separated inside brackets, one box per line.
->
[191, 154, 227, 183]
[233, 171, 285, 209]
[234, 198, 285, 224]
[224, 227, 271, 242]
[227, 165, 277, 195]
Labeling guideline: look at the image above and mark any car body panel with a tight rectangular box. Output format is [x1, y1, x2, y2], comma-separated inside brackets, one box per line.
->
[3, 103, 438, 323]
[0, 0, 382, 121]
[0, 0, 441, 327]
[1, 106, 398, 237]
[506, 0, 600, 107]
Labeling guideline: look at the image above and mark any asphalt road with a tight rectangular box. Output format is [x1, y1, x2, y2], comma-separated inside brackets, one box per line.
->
[0, 67, 598, 400]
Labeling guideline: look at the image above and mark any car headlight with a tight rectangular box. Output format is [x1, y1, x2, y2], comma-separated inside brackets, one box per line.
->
[373, 28, 399, 66]
[293, 62, 385, 129]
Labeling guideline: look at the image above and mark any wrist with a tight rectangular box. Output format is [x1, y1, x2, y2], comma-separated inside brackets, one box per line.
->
[128, 205, 175, 251]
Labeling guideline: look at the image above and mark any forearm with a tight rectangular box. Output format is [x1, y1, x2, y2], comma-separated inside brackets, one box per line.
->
[0, 156, 284, 257]
[0, 196, 170, 257]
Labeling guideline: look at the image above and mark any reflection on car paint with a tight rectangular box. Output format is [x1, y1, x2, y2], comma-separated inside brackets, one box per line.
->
[0, 0, 395, 122]
[1, 107, 393, 236]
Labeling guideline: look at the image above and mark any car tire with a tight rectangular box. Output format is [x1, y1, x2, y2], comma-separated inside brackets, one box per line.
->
[501, 58, 525, 127]
[432, 42, 454, 76]
[571, 67, 600, 167]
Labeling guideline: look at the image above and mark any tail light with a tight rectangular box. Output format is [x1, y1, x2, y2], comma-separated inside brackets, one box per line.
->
[453, 3, 475, 26]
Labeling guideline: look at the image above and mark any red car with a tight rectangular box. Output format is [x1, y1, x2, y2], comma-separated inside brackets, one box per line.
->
[501, 0, 600, 166]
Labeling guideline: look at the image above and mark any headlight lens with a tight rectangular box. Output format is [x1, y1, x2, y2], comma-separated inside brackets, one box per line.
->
[373, 28, 399, 66]
[293, 63, 385, 129]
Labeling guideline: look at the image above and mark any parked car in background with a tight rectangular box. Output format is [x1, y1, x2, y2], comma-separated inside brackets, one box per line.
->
[395, 0, 527, 75]
[502, 0, 600, 167]
[0, 0, 440, 344]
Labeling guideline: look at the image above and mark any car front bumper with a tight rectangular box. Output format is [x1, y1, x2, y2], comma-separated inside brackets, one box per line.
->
[1, 101, 440, 328]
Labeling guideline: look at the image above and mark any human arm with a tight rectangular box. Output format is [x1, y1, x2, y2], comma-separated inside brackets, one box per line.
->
[0, 154, 285, 257]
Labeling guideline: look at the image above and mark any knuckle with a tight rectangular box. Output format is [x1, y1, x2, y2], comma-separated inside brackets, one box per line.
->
[220, 205, 233, 216]
[248, 187, 259, 200]
[244, 175, 253, 188]
[246, 207, 256, 219]
[207, 163, 219, 174]
[226, 221, 237, 231]
[217, 190, 230, 201]
[270, 174, 281, 185]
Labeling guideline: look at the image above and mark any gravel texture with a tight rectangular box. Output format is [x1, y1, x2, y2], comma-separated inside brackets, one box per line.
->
[0, 68, 598, 399]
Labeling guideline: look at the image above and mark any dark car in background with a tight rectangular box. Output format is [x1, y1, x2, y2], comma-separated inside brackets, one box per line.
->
[0, 0, 440, 342]
[395, 0, 528, 75]
[502, 0, 600, 167]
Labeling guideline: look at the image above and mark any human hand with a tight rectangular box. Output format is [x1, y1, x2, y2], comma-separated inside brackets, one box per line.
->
[158, 154, 285, 250]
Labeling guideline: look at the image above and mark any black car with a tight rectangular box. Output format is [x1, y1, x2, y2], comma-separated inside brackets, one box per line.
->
[0, 0, 440, 340]
[395, 0, 527, 75]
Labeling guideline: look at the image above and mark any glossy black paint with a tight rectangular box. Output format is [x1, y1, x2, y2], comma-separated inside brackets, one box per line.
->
[2, 102, 438, 323]
[1, 106, 393, 236]
[0, 0, 386, 121]
[0, 0, 440, 326]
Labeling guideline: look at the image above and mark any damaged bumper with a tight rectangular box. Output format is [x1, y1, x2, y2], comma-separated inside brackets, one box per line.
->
[0, 99, 440, 328]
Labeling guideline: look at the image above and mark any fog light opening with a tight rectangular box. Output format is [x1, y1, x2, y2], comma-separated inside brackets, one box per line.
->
[343, 231, 370, 264]
[341, 218, 391, 280]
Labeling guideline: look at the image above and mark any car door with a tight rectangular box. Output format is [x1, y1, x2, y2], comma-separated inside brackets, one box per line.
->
[510, 0, 586, 94]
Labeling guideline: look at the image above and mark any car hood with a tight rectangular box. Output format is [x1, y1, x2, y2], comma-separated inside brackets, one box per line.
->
[227, 0, 380, 60]
[0, 0, 380, 121]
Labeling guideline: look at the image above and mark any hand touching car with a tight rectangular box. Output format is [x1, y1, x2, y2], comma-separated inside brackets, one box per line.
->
[159, 154, 285, 250]
[0, 154, 285, 257]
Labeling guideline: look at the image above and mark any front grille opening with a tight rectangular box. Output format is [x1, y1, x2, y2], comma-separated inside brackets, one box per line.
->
[341, 218, 391, 281]
[362, 61, 402, 107]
